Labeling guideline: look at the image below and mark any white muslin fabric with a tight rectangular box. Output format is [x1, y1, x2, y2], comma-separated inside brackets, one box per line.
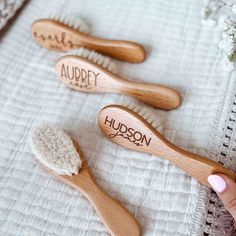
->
[0, 0, 234, 235]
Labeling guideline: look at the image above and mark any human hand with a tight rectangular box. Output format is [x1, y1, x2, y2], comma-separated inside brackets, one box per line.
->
[208, 174, 236, 222]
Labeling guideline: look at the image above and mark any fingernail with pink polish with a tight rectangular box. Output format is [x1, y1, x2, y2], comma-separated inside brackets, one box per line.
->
[207, 175, 227, 193]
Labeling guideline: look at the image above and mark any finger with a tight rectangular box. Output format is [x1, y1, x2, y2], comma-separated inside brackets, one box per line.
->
[208, 174, 236, 221]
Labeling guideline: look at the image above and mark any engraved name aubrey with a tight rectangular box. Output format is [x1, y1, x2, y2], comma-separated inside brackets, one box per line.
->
[104, 115, 152, 147]
[61, 64, 99, 89]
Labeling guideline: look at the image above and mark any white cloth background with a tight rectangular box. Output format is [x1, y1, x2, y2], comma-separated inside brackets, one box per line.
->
[0, 0, 233, 235]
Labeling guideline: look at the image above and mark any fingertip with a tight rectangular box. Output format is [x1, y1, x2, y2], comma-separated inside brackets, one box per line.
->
[207, 174, 227, 193]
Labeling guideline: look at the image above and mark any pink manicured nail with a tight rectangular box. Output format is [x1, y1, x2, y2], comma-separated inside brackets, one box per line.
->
[207, 175, 227, 193]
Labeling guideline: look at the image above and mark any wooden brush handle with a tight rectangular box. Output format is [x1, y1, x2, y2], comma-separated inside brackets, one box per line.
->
[82, 37, 146, 63]
[155, 143, 236, 187]
[61, 168, 140, 236]
[84, 177, 140, 236]
[120, 80, 181, 110]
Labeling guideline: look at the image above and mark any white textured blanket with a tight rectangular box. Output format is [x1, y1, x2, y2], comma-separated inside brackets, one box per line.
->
[0, 0, 234, 235]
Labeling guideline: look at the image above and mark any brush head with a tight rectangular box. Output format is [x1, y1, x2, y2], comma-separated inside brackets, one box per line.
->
[31, 14, 90, 51]
[30, 124, 82, 176]
[98, 104, 164, 153]
[56, 48, 118, 92]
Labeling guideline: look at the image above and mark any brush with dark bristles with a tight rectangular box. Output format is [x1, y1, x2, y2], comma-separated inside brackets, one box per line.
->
[31, 13, 146, 63]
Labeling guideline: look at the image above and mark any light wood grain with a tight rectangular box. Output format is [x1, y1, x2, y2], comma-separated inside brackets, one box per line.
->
[31, 19, 146, 63]
[38, 154, 140, 236]
[56, 55, 182, 110]
[98, 105, 236, 187]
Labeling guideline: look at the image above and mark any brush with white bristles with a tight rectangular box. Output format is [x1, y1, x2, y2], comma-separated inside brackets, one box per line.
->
[56, 48, 182, 110]
[66, 47, 118, 73]
[124, 104, 164, 133]
[98, 104, 236, 187]
[31, 13, 146, 63]
[30, 123, 140, 236]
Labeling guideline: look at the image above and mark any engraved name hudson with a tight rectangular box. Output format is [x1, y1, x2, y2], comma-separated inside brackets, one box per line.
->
[104, 115, 152, 147]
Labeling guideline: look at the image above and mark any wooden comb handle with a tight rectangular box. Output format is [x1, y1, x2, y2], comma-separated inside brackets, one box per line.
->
[120, 80, 182, 110]
[60, 168, 140, 236]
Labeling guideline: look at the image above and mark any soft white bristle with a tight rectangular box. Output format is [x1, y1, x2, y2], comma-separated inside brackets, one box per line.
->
[123, 104, 164, 133]
[68, 48, 118, 74]
[30, 124, 82, 176]
[48, 13, 90, 34]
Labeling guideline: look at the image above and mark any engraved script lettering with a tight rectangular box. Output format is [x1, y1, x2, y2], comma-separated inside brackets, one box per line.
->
[34, 31, 78, 50]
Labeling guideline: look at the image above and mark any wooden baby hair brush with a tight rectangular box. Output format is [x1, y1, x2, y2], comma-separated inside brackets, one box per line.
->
[98, 104, 236, 187]
[30, 123, 140, 236]
[56, 48, 182, 110]
[31, 14, 146, 63]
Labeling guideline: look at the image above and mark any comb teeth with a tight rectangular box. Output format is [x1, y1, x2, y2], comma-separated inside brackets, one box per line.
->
[124, 104, 164, 133]
[48, 13, 90, 34]
[68, 48, 118, 73]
